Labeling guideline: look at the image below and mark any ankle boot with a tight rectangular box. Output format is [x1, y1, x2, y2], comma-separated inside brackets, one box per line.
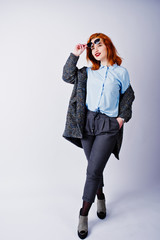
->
[77, 209, 88, 239]
[97, 198, 106, 219]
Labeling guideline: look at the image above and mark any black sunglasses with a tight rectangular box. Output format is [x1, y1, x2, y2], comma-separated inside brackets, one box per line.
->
[87, 38, 101, 48]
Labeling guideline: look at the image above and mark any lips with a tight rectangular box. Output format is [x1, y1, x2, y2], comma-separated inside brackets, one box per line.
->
[95, 53, 101, 57]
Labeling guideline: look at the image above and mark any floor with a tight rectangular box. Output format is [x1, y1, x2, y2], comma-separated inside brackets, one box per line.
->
[0, 182, 160, 240]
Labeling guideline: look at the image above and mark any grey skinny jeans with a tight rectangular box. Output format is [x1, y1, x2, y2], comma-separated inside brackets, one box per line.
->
[81, 109, 120, 203]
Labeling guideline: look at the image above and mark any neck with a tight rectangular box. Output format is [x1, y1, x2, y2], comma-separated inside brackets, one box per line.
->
[100, 58, 111, 67]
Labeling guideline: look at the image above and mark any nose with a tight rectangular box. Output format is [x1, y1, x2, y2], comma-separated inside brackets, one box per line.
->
[94, 44, 98, 51]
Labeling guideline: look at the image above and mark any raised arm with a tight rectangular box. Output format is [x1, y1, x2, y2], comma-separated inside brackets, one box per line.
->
[62, 53, 79, 84]
[62, 44, 87, 84]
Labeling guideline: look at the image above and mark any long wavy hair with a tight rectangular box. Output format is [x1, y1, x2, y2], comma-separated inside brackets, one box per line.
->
[86, 33, 123, 70]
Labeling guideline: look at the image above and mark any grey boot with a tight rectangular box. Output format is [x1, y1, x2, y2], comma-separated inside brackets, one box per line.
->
[97, 198, 106, 219]
[77, 209, 88, 239]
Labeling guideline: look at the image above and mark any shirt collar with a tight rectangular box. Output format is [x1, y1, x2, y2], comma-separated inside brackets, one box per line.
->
[100, 63, 117, 70]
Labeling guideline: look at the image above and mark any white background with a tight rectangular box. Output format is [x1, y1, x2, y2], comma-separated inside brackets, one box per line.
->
[0, 0, 160, 239]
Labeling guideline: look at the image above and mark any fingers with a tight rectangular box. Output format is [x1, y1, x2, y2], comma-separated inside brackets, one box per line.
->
[77, 44, 87, 50]
[73, 43, 87, 57]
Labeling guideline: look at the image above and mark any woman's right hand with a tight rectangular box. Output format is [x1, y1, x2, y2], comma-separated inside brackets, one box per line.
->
[72, 44, 87, 57]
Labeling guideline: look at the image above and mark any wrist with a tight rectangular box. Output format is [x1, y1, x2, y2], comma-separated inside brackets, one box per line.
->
[120, 118, 125, 123]
[117, 117, 125, 123]
[72, 52, 80, 57]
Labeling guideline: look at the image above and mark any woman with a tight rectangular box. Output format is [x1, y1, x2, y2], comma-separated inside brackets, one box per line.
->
[62, 33, 135, 239]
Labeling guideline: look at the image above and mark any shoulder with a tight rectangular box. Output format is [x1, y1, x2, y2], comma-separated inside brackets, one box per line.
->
[114, 64, 129, 75]
[77, 66, 87, 80]
[114, 64, 130, 81]
[84, 66, 92, 76]
[86, 66, 92, 72]
[79, 66, 87, 73]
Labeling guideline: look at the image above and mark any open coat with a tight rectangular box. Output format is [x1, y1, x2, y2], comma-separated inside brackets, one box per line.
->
[62, 53, 135, 160]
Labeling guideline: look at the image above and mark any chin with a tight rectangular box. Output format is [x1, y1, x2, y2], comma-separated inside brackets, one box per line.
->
[94, 56, 101, 61]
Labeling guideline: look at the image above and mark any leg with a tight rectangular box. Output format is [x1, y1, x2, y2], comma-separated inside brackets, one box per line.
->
[82, 132, 117, 204]
[96, 187, 105, 200]
[80, 135, 95, 216]
[81, 135, 104, 198]
[81, 135, 104, 216]
[81, 134, 95, 161]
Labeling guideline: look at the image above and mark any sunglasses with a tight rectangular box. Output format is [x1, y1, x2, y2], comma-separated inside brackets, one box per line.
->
[87, 38, 101, 48]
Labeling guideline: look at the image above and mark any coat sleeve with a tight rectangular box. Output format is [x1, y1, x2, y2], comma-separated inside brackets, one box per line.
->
[118, 84, 135, 123]
[62, 53, 80, 84]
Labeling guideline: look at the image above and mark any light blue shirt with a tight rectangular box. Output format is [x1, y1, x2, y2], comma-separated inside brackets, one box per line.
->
[86, 63, 130, 117]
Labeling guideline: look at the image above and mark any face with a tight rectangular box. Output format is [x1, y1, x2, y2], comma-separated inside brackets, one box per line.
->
[90, 38, 108, 62]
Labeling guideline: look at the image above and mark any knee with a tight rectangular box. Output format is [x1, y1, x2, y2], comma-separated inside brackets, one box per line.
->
[86, 166, 102, 181]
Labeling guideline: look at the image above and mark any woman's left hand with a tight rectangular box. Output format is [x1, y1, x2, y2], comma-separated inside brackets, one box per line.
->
[116, 117, 124, 129]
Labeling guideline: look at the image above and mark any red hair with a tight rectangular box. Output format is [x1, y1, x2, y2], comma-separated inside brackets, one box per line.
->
[86, 33, 123, 70]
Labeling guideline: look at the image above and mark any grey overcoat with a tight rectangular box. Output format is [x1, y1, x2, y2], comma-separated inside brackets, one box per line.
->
[62, 53, 135, 160]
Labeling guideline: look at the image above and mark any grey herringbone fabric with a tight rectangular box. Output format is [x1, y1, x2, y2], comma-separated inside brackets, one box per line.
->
[62, 53, 135, 160]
